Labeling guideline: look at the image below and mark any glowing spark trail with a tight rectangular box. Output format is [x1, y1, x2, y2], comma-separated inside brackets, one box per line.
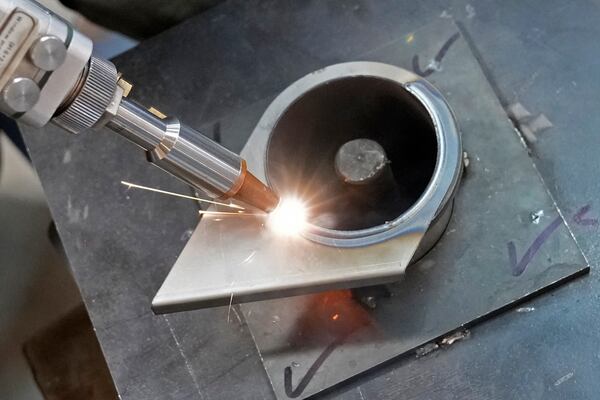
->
[198, 210, 261, 216]
[121, 181, 244, 210]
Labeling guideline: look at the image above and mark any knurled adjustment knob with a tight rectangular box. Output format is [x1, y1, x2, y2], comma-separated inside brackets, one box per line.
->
[53, 57, 118, 134]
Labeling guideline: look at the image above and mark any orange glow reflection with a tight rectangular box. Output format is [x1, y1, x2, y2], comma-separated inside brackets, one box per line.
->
[286, 290, 380, 348]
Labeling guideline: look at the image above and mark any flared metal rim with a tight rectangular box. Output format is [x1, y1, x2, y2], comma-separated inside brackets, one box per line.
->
[262, 62, 462, 247]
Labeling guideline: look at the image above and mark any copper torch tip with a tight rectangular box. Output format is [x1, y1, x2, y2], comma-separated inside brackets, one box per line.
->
[233, 171, 280, 213]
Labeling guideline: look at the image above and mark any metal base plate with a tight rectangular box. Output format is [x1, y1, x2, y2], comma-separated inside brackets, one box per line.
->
[153, 20, 588, 399]
[237, 21, 588, 399]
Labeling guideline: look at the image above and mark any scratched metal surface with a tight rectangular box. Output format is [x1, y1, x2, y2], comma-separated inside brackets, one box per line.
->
[16, 0, 600, 399]
[237, 20, 588, 399]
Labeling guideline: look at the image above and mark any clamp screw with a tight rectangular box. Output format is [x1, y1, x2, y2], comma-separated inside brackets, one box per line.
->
[29, 35, 67, 71]
[3, 77, 40, 113]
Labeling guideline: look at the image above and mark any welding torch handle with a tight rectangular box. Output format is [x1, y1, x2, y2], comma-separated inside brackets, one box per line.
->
[104, 97, 279, 212]
[0, 1, 278, 211]
[106, 98, 245, 198]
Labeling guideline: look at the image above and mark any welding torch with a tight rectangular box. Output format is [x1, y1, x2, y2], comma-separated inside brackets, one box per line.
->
[0, 0, 279, 212]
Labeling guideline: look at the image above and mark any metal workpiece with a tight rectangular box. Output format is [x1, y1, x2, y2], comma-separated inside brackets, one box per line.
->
[264, 62, 463, 248]
[153, 62, 463, 312]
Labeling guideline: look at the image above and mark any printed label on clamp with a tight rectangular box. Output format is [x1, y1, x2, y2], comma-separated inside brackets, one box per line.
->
[0, 11, 34, 74]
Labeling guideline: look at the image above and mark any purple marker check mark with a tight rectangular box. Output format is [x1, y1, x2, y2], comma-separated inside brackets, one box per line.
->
[508, 205, 595, 276]
[507, 216, 562, 277]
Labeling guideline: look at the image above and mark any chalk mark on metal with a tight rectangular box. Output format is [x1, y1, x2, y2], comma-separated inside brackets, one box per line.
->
[412, 32, 460, 77]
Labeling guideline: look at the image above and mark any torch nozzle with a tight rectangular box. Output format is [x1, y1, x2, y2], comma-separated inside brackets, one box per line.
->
[231, 169, 280, 213]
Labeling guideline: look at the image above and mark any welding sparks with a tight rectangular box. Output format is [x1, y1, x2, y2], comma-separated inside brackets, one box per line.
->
[121, 181, 244, 210]
[198, 210, 260, 217]
[268, 197, 308, 236]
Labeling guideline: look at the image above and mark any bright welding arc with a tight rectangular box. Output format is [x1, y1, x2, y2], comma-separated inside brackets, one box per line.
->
[267, 197, 309, 236]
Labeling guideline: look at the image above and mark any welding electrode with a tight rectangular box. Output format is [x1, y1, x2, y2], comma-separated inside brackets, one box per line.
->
[0, 0, 279, 212]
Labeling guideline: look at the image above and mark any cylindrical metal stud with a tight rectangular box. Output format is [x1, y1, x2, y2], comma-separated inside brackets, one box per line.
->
[29, 35, 67, 71]
[3, 77, 40, 113]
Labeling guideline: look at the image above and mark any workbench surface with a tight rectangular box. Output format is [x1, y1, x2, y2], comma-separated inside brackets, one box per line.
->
[21, 1, 600, 398]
